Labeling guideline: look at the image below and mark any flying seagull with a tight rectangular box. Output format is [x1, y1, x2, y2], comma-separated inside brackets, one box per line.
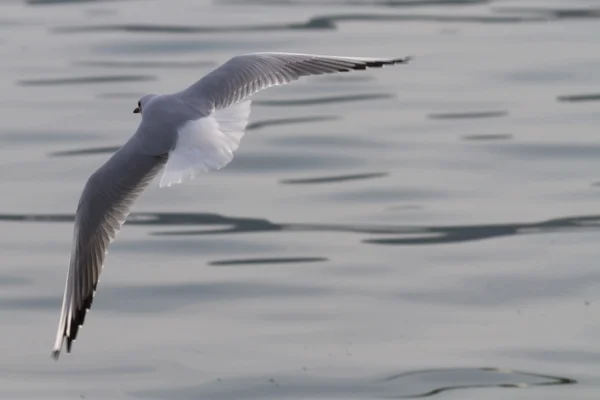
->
[51, 52, 411, 359]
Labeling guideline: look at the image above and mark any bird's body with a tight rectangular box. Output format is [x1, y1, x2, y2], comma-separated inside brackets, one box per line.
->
[51, 52, 411, 359]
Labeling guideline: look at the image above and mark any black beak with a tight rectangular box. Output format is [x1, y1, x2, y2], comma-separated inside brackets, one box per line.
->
[133, 107, 140, 114]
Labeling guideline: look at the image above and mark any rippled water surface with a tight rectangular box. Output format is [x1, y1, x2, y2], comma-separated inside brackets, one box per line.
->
[1, 0, 599, 398]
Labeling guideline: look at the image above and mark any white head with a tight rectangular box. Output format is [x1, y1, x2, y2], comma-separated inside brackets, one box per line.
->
[133, 94, 157, 115]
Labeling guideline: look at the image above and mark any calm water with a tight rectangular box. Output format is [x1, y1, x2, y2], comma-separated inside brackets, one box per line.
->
[1, 0, 599, 398]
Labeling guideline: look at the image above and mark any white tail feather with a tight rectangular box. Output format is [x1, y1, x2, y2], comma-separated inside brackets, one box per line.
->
[52, 266, 73, 359]
[159, 100, 251, 188]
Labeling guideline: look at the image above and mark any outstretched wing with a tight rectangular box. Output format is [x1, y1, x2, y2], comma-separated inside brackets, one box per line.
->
[159, 53, 411, 187]
[52, 136, 167, 359]
[177, 52, 411, 110]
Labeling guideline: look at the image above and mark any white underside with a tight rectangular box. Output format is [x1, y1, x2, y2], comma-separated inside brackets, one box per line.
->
[159, 100, 251, 188]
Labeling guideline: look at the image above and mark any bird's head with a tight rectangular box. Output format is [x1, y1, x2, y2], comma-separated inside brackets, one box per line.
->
[134, 94, 157, 115]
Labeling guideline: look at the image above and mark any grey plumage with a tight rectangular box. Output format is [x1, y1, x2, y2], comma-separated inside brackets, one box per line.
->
[53, 138, 167, 359]
[179, 53, 411, 110]
[52, 52, 411, 359]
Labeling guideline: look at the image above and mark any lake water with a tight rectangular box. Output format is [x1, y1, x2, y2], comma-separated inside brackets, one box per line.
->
[0, 0, 599, 398]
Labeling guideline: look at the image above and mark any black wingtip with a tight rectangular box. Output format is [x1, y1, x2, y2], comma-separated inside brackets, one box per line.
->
[392, 55, 413, 64]
[354, 56, 412, 71]
[51, 349, 60, 361]
[64, 292, 93, 355]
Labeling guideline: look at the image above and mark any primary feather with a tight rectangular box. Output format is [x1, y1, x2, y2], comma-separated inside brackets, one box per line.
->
[52, 52, 411, 358]
[52, 138, 167, 359]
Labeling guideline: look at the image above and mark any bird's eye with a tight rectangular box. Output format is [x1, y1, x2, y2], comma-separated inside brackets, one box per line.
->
[137, 101, 141, 107]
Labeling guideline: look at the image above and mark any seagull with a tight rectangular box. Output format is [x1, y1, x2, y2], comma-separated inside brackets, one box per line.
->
[51, 52, 411, 359]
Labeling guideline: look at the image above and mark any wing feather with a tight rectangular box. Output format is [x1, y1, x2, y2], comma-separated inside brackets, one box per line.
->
[178, 52, 411, 110]
[52, 137, 167, 359]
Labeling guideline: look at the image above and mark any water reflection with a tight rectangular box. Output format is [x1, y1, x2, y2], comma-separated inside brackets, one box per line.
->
[72, 60, 215, 69]
[0, 281, 330, 313]
[428, 111, 508, 120]
[131, 367, 575, 399]
[45, 7, 566, 45]
[0, 273, 32, 287]
[51, 146, 120, 157]
[54, 19, 336, 34]
[280, 172, 388, 185]
[17, 75, 155, 86]
[5, 0, 597, 397]
[210, 257, 328, 266]
[0, 130, 102, 145]
[246, 116, 337, 130]
[483, 142, 600, 160]
[461, 133, 513, 141]
[49, 14, 543, 39]
[378, 368, 575, 398]
[49, 115, 339, 157]
[26, 0, 112, 4]
[1, 211, 599, 246]
[220, 0, 489, 7]
[97, 92, 146, 99]
[297, 13, 545, 26]
[557, 93, 600, 103]
[501, 348, 600, 366]
[254, 93, 393, 107]
[494, 6, 600, 20]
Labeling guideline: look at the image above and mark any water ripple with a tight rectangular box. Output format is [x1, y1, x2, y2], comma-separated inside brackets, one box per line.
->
[280, 172, 388, 185]
[49, 149, 363, 170]
[557, 93, 600, 103]
[1, 130, 101, 145]
[0, 281, 329, 313]
[97, 92, 146, 99]
[493, 6, 600, 20]
[26, 0, 111, 4]
[130, 367, 574, 399]
[246, 116, 338, 130]
[1, 212, 600, 246]
[428, 111, 508, 120]
[462, 133, 513, 141]
[17, 75, 155, 86]
[393, 270, 600, 306]
[0, 273, 32, 287]
[72, 60, 215, 69]
[378, 368, 575, 399]
[255, 93, 393, 106]
[306, 13, 546, 26]
[54, 19, 336, 34]
[221, 0, 489, 7]
[209, 257, 327, 266]
[483, 142, 600, 160]
[49, 116, 340, 157]
[50, 146, 120, 157]
[54, 10, 537, 38]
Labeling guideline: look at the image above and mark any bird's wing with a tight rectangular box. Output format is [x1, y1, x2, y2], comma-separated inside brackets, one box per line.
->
[158, 53, 410, 187]
[178, 52, 411, 110]
[52, 135, 167, 359]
